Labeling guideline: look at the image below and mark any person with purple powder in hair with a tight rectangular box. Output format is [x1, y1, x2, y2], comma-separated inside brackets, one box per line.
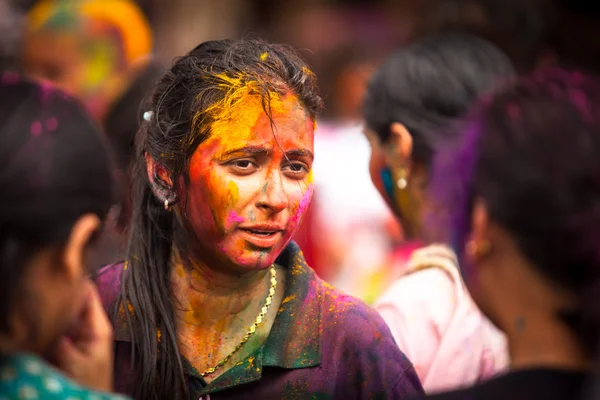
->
[0, 73, 130, 399]
[419, 69, 600, 399]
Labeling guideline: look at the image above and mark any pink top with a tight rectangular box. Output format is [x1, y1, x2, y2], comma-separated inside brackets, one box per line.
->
[374, 244, 508, 393]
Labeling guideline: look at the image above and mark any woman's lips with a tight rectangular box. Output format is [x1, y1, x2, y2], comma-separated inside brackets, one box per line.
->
[238, 226, 283, 248]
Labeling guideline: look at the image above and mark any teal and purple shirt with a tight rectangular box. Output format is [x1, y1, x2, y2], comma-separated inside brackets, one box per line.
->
[97, 242, 424, 399]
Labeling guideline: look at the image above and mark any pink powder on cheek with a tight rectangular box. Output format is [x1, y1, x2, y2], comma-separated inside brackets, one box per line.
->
[291, 185, 314, 225]
[226, 211, 245, 228]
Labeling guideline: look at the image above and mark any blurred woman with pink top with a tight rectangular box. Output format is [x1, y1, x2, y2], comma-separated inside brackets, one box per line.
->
[362, 33, 513, 392]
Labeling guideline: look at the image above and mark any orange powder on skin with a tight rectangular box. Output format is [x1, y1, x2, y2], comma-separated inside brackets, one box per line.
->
[184, 87, 314, 270]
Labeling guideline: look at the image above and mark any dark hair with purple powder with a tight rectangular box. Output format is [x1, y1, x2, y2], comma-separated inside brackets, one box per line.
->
[429, 69, 600, 397]
[0, 72, 115, 333]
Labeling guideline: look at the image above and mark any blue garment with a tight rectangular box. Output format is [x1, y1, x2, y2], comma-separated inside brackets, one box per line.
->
[0, 353, 130, 400]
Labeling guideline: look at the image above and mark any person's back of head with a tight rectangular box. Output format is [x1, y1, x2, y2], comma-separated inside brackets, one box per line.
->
[364, 32, 514, 166]
[0, 72, 114, 356]
[363, 33, 514, 237]
[430, 69, 600, 399]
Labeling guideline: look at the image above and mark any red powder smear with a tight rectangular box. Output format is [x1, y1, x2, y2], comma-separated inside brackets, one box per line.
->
[46, 117, 58, 132]
[1, 71, 19, 85]
[226, 211, 244, 227]
[30, 121, 43, 137]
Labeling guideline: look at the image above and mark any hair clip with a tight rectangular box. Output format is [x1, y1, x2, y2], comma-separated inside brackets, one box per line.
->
[143, 111, 154, 121]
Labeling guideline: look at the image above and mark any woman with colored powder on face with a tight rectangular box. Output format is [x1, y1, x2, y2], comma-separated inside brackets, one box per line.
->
[95, 39, 424, 400]
[362, 33, 514, 392]
[419, 70, 600, 400]
[0, 73, 130, 399]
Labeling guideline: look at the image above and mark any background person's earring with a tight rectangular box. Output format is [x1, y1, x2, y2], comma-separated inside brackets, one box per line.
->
[396, 167, 408, 190]
[164, 199, 170, 211]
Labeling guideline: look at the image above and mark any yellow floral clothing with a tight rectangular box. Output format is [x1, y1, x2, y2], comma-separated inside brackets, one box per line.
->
[0, 353, 130, 400]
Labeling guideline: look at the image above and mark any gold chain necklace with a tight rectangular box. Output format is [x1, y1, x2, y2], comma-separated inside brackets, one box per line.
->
[200, 265, 277, 377]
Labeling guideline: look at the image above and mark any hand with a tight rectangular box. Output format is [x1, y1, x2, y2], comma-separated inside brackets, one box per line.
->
[53, 280, 114, 392]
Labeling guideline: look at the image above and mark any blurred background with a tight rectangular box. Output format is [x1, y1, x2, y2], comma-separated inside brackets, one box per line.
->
[5, 0, 598, 302]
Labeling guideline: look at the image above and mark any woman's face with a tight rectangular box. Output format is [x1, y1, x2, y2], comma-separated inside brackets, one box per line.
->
[181, 92, 315, 271]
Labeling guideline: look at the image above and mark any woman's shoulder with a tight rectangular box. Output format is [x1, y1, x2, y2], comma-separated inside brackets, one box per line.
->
[318, 279, 407, 353]
[0, 353, 129, 399]
[315, 279, 424, 395]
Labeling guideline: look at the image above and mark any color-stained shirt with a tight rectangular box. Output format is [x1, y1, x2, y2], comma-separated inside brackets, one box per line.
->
[0, 353, 130, 400]
[97, 242, 424, 399]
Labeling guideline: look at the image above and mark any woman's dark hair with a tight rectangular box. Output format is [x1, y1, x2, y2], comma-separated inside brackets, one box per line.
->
[121, 38, 322, 400]
[363, 32, 514, 167]
[429, 69, 600, 398]
[0, 72, 115, 332]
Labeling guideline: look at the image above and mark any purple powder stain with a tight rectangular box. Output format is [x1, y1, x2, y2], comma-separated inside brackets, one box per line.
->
[30, 121, 43, 137]
[46, 117, 58, 132]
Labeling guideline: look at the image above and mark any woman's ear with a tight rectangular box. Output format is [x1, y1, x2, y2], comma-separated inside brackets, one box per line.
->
[385, 122, 413, 167]
[145, 153, 174, 201]
[62, 214, 101, 280]
[465, 198, 492, 265]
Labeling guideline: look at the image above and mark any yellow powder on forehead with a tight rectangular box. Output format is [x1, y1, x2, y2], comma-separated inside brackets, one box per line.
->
[200, 72, 268, 121]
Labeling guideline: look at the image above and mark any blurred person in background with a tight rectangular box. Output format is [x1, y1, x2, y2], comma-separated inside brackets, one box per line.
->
[0, 73, 129, 399]
[422, 69, 600, 400]
[311, 46, 396, 297]
[363, 33, 514, 392]
[309, 45, 402, 300]
[97, 38, 423, 400]
[22, 0, 162, 266]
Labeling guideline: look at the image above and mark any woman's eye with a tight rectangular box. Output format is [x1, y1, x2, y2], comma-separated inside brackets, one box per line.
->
[234, 160, 254, 169]
[227, 159, 258, 175]
[283, 162, 309, 178]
